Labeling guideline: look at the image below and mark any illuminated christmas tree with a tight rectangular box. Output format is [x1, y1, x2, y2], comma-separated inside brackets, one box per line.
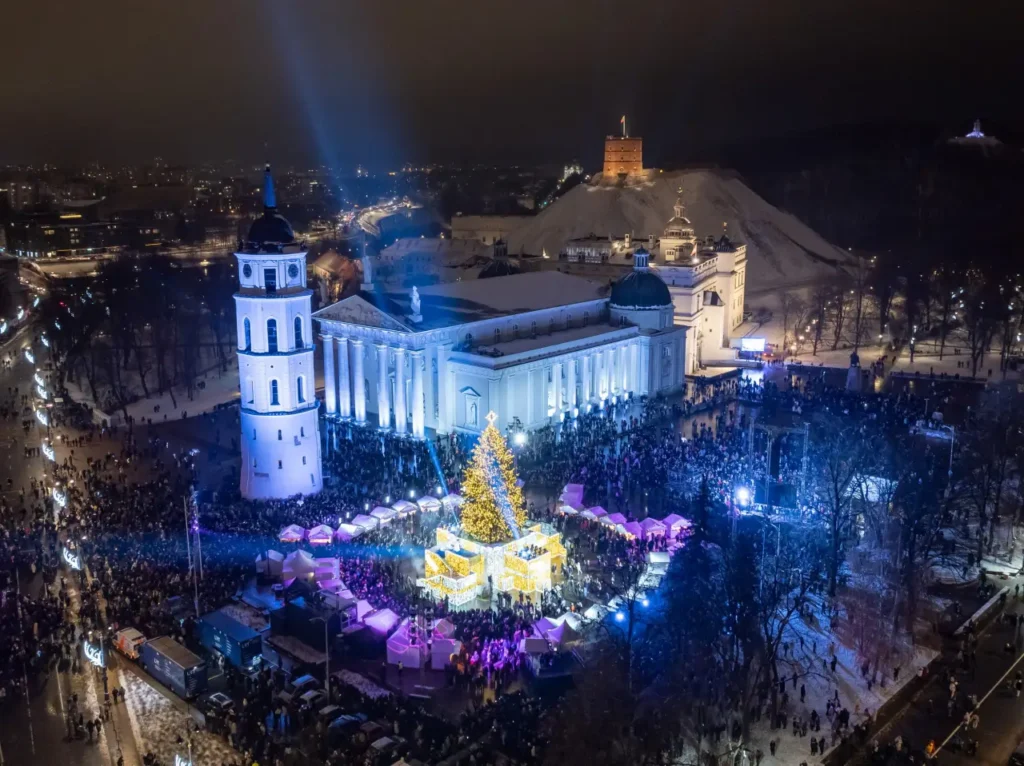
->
[460, 412, 528, 543]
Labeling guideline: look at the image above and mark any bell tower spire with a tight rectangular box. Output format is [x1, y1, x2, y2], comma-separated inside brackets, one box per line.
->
[263, 164, 277, 210]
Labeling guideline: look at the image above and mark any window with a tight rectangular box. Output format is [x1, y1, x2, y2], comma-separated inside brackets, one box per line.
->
[243, 318, 251, 350]
[252, 429, 256, 440]
[311, 474, 316, 486]
[277, 429, 282, 441]
[494, 328, 501, 345]
[530, 321, 537, 338]
[278, 460, 283, 469]
[252, 458, 257, 467]
[267, 319, 278, 352]
[300, 426, 305, 437]
[264, 267, 277, 293]
[270, 379, 279, 405]
[297, 376, 305, 403]
[245, 379, 254, 403]
[302, 456, 307, 465]
[583, 312, 589, 327]
[513, 324, 519, 338]
[294, 316, 303, 348]
[549, 319, 556, 335]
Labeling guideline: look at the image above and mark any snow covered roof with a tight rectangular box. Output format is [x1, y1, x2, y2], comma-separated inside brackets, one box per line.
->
[507, 169, 855, 289]
[314, 271, 607, 332]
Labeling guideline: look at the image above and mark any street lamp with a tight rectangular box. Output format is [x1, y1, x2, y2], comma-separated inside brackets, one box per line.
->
[310, 613, 335, 700]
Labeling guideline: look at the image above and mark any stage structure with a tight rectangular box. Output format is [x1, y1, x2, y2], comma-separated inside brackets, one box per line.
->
[419, 413, 565, 606]
[747, 409, 810, 512]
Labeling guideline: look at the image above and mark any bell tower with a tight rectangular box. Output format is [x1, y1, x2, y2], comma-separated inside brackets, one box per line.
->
[234, 166, 323, 499]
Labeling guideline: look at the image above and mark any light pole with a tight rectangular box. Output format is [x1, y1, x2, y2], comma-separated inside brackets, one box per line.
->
[311, 613, 334, 700]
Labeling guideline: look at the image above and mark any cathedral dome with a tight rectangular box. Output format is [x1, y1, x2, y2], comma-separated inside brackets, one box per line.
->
[243, 165, 296, 251]
[610, 262, 672, 309]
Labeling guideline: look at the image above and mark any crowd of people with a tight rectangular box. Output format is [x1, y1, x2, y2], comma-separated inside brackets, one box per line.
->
[0, 350, 987, 766]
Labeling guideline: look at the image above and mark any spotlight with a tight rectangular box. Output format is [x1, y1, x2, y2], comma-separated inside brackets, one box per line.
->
[615, 612, 625, 622]
[513, 432, 527, 446]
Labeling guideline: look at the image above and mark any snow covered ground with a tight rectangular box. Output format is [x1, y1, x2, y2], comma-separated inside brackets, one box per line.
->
[119, 669, 237, 766]
[507, 169, 856, 291]
[744, 596, 937, 766]
[66, 360, 241, 426]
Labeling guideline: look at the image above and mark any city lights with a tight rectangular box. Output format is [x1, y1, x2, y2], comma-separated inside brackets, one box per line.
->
[62, 547, 81, 570]
[35, 409, 48, 426]
[83, 640, 105, 668]
[53, 487, 67, 508]
[42, 443, 55, 461]
[24, 349, 34, 363]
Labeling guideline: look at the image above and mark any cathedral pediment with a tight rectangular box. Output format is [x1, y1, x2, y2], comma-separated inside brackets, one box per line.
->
[314, 295, 411, 332]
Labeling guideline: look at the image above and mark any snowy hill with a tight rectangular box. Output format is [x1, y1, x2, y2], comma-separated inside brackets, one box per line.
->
[507, 169, 855, 291]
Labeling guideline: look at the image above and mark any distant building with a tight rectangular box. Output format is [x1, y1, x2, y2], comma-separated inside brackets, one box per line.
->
[560, 194, 747, 374]
[603, 136, 643, 176]
[375, 237, 494, 284]
[451, 215, 528, 246]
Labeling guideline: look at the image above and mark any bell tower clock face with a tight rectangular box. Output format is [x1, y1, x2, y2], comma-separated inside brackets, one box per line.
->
[288, 263, 299, 280]
[242, 263, 252, 279]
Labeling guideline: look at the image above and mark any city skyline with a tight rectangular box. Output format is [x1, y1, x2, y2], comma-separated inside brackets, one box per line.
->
[1, 0, 1022, 168]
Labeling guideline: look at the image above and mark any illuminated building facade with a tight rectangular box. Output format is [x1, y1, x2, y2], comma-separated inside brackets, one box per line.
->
[235, 166, 322, 499]
[603, 136, 643, 176]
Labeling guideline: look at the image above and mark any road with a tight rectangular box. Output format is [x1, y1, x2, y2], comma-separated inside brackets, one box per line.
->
[844, 587, 1024, 766]
[0, 327, 148, 766]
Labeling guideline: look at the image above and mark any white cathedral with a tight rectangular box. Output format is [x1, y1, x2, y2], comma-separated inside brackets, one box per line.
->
[235, 174, 743, 500]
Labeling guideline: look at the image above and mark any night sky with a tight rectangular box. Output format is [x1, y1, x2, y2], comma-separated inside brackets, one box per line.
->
[1, 0, 1021, 168]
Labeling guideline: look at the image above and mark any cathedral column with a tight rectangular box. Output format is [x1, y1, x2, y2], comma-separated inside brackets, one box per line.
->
[337, 337, 351, 419]
[410, 350, 425, 438]
[376, 343, 391, 429]
[582, 354, 592, 402]
[600, 349, 610, 398]
[620, 345, 629, 393]
[610, 347, 620, 395]
[322, 335, 337, 415]
[550, 361, 562, 415]
[352, 339, 366, 422]
[394, 347, 408, 434]
[566, 356, 577, 411]
[629, 342, 639, 394]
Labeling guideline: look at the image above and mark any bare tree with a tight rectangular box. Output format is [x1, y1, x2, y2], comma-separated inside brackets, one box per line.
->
[779, 291, 805, 358]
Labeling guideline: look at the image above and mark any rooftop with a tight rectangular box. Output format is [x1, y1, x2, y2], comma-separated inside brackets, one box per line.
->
[472, 323, 633, 358]
[315, 271, 607, 332]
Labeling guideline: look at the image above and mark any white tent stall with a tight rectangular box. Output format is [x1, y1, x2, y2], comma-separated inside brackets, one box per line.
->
[370, 506, 398, 525]
[639, 518, 667, 539]
[391, 500, 417, 516]
[351, 514, 380, 532]
[335, 523, 364, 542]
[416, 497, 442, 513]
[278, 525, 306, 543]
[282, 550, 318, 580]
[307, 524, 334, 545]
[257, 549, 284, 577]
